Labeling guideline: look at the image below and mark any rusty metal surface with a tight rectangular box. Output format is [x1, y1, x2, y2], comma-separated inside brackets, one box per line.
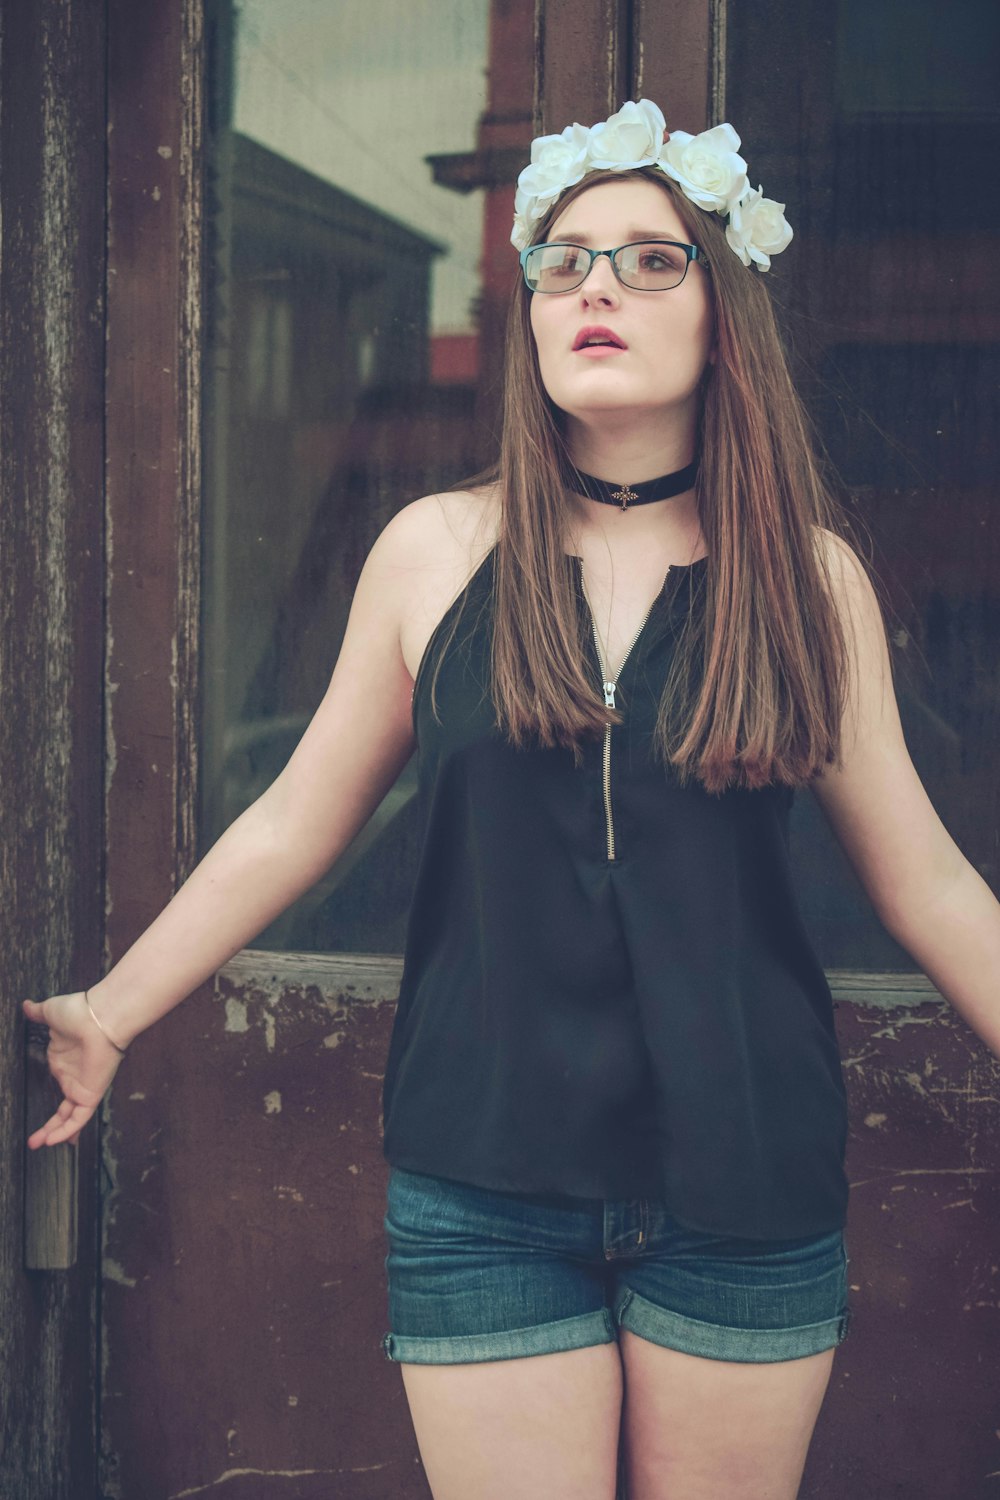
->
[0, 0, 106, 1494]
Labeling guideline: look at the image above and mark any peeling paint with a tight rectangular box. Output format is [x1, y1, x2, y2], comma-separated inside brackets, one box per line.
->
[870, 1009, 949, 1037]
[224, 997, 248, 1033]
[168, 1465, 390, 1499]
[263, 1090, 281, 1114]
[850, 1166, 996, 1189]
[103, 1258, 137, 1289]
[863, 1112, 888, 1128]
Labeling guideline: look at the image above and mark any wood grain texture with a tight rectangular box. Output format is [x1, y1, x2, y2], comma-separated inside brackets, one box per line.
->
[99, 0, 206, 1494]
[538, 0, 629, 132]
[632, 0, 715, 130]
[24, 1037, 79, 1271]
[0, 0, 105, 1493]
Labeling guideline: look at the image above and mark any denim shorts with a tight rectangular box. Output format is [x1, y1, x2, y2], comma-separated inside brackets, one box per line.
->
[381, 1167, 852, 1366]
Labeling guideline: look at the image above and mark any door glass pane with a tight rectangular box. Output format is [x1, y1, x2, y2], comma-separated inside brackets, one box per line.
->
[201, 0, 534, 951]
[727, 0, 1000, 970]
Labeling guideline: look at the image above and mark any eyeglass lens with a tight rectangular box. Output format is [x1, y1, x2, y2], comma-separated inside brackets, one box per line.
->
[524, 241, 691, 292]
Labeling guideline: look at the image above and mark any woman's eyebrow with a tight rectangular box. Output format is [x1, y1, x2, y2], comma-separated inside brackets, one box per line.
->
[550, 228, 680, 245]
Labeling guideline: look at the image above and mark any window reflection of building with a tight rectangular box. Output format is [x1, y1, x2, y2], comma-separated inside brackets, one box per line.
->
[729, 0, 1000, 968]
[203, 0, 499, 954]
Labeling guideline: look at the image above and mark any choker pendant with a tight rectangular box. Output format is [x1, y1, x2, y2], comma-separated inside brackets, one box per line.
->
[611, 484, 639, 510]
[571, 457, 699, 512]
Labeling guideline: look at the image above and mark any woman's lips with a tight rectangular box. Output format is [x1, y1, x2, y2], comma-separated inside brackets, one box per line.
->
[574, 344, 627, 358]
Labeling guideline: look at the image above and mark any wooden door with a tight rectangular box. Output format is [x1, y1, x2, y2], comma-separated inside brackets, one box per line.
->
[98, 2, 634, 1496]
[1, 2, 106, 1496]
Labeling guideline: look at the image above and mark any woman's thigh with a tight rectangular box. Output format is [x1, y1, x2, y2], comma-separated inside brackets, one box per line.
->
[399, 1344, 625, 1500]
[619, 1333, 836, 1500]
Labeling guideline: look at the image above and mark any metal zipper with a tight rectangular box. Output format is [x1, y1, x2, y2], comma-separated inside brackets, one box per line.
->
[584, 566, 672, 861]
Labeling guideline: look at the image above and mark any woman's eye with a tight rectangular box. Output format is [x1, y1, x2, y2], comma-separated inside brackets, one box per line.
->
[639, 249, 676, 270]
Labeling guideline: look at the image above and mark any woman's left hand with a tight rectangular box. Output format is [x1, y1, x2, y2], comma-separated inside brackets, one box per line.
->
[23, 991, 125, 1148]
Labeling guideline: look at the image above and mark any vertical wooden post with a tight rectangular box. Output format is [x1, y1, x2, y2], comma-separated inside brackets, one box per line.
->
[1, 0, 107, 1491]
[631, 0, 716, 131]
[538, 0, 630, 130]
[99, 0, 204, 1488]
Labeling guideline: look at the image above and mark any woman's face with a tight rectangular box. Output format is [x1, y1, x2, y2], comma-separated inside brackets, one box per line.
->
[528, 176, 715, 429]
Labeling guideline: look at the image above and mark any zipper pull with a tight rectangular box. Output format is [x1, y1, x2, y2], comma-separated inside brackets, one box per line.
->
[603, 680, 616, 709]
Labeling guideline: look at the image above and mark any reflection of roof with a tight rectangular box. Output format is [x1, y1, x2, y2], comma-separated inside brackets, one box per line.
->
[426, 146, 526, 193]
[232, 131, 447, 256]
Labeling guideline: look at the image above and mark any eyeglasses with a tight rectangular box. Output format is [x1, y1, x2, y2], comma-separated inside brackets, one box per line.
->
[519, 239, 705, 294]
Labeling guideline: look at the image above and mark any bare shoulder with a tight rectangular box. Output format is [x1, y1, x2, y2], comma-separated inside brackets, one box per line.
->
[811, 525, 874, 594]
[374, 484, 499, 568]
[373, 484, 501, 681]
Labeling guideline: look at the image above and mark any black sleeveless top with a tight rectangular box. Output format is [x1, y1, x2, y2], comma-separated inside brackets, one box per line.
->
[381, 544, 850, 1240]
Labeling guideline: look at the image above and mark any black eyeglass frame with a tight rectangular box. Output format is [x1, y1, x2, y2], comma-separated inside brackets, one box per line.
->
[518, 238, 707, 293]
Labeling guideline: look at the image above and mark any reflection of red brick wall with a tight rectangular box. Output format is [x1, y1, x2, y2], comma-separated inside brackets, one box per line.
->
[426, 0, 535, 456]
[430, 333, 480, 385]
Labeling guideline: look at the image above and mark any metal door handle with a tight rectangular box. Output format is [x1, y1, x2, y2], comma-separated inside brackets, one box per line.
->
[24, 1021, 77, 1270]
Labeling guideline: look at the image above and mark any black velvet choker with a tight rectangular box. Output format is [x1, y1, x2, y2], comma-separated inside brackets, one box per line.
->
[569, 456, 699, 512]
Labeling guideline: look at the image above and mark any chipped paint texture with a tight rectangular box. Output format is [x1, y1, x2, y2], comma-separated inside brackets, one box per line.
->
[224, 997, 248, 1033]
[167, 1464, 392, 1499]
[810, 996, 1000, 1492]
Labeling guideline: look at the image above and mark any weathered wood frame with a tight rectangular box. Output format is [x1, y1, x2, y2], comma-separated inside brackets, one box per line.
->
[1, 0, 107, 1494]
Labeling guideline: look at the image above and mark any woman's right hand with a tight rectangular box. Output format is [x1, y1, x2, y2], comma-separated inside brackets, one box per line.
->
[22, 991, 126, 1149]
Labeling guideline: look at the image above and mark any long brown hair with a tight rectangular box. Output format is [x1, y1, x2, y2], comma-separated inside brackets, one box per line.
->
[432, 166, 879, 794]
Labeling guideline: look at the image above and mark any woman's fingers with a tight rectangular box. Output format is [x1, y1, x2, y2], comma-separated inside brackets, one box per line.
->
[27, 1099, 95, 1150]
[26, 1098, 95, 1152]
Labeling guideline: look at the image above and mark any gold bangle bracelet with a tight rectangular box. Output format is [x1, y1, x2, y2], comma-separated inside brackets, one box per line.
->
[85, 990, 128, 1055]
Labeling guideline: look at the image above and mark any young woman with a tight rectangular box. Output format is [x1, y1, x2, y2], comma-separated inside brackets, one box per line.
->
[24, 100, 1000, 1500]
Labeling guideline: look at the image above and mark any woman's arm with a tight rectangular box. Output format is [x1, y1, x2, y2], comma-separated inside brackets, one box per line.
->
[808, 529, 1000, 1060]
[24, 497, 434, 1146]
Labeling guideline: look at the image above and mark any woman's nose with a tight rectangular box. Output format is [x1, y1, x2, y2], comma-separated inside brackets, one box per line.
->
[578, 253, 620, 306]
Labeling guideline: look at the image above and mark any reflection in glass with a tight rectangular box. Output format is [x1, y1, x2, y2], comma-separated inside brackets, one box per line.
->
[728, 0, 1000, 968]
[201, 0, 533, 952]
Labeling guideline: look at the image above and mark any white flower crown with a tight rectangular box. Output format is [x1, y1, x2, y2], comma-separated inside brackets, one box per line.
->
[511, 98, 793, 273]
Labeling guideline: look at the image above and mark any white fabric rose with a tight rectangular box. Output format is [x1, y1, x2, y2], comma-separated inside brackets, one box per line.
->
[658, 123, 748, 214]
[522, 122, 591, 199]
[724, 184, 793, 271]
[587, 98, 666, 169]
[510, 122, 591, 249]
